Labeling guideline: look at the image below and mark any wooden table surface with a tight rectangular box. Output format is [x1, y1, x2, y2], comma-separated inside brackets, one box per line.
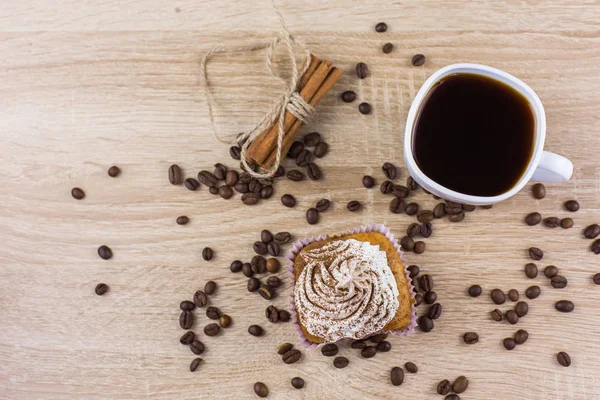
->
[2, 1, 600, 399]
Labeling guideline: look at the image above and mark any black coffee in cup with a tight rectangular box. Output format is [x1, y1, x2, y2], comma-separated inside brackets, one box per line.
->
[412, 73, 535, 196]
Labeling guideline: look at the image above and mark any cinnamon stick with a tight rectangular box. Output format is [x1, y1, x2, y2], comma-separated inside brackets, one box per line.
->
[298, 55, 321, 92]
[246, 59, 333, 164]
[262, 67, 343, 170]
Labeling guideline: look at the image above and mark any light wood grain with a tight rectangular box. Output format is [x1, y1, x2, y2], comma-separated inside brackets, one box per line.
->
[2, 1, 600, 399]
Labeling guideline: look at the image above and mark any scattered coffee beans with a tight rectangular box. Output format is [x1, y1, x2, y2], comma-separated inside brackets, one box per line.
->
[248, 325, 264, 337]
[382, 43, 394, 54]
[561, 218, 574, 229]
[445, 395, 460, 400]
[98, 245, 113, 260]
[282, 349, 302, 364]
[452, 376, 469, 393]
[219, 314, 232, 328]
[278, 343, 293, 355]
[267, 242, 280, 257]
[491, 289, 506, 305]
[287, 169, 304, 181]
[202, 247, 213, 261]
[179, 311, 193, 329]
[333, 356, 349, 368]
[369, 333, 387, 343]
[405, 362, 418, 373]
[515, 301, 529, 317]
[407, 176, 419, 191]
[555, 300, 574, 312]
[525, 263, 538, 278]
[306, 208, 319, 224]
[437, 379, 451, 395]
[401, 236, 415, 251]
[359, 102, 372, 115]
[266, 258, 280, 273]
[514, 329, 529, 345]
[351, 340, 367, 349]
[584, 224, 600, 239]
[525, 212, 542, 226]
[429, 303, 442, 320]
[341, 90, 357, 103]
[95, 283, 109, 296]
[316, 199, 330, 212]
[405, 203, 419, 216]
[411, 54, 426, 66]
[291, 377, 305, 389]
[463, 332, 479, 344]
[503, 338, 516, 350]
[229, 146, 241, 160]
[448, 212, 465, 223]
[304, 131, 321, 146]
[107, 165, 121, 177]
[433, 203, 447, 218]
[180, 300, 195, 311]
[390, 198, 404, 214]
[218, 185, 234, 199]
[491, 309, 503, 321]
[592, 239, 600, 254]
[274, 232, 291, 244]
[288, 141, 304, 158]
[190, 357, 203, 372]
[204, 281, 216, 295]
[407, 265, 420, 278]
[376, 341, 392, 352]
[525, 286, 541, 299]
[356, 62, 369, 79]
[321, 343, 339, 357]
[362, 175, 375, 188]
[281, 194, 296, 208]
[508, 289, 519, 302]
[176, 216, 189, 225]
[206, 306, 221, 320]
[190, 340, 205, 355]
[417, 210, 434, 223]
[375, 22, 388, 32]
[414, 241, 426, 254]
[406, 223, 420, 237]
[544, 217, 561, 228]
[180, 331, 195, 345]
[420, 222, 433, 238]
[382, 162, 397, 180]
[532, 183, 546, 199]
[193, 290, 208, 307]
[557, 351, 571, 367]
[593, 273, 600, 284]
[314, 142, 329, 158]
[253, 382, 268, 398]
[391, 367, 404, 386]
[347, 200, 361, 212]
[468, 285, 482, 297]
[529, 247, 544, 260]
[361, 346, 377, 358]
[564, 200, 579, 212]
[168, 164, 182, 185]
[506, 310, 519, 325]
[184, 178, 200, 191]
[424, 291, 437, 304]
[241, 192, 259, 205]
[551, 275, 568, 289]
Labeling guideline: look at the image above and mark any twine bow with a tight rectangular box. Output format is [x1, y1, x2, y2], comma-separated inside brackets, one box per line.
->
[199, 0, 313, 179]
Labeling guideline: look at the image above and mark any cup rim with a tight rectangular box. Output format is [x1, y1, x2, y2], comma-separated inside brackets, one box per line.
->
[403, 63, 546, 205]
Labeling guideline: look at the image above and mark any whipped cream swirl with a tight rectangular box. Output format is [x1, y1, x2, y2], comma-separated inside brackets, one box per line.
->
[294, 239, 399, 342]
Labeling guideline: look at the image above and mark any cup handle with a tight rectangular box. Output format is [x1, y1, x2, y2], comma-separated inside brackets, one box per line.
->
[531, 151, 573, 183]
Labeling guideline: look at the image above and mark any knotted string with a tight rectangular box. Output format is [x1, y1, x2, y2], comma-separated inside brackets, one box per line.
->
[199, 0, 313, 178]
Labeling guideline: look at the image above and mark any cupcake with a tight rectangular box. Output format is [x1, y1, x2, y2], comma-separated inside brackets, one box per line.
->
[289, 225, 415, 346]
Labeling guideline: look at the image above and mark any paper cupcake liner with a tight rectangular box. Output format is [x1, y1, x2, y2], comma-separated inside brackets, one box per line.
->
[286, 223, 417, 349]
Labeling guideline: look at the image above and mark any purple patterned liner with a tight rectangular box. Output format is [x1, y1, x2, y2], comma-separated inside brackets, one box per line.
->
[286, 223, 417, 349]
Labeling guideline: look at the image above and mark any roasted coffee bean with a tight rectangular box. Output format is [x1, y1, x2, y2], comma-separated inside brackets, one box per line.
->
[176, 216, 190, 225]
[168, 164, 182, 185]
[361, 346, 377, 358]
[351, 340, 367, 349]
[391, 185, 409, 198]
[491, 309, 503, 321]
[321, 343, 339, 357]
[551, 275, 568, 289]
[248, 179, 263, 194]
[95, 283, 109, 296]
[266, 305, 279, 323]
[356, 62, 369, 79]
[98, 245, 113, 260]
[274, 232, 291, 244]
[445, 395, 460, 400]
[180, 331, 195, 345]
[291, 377, 304, 389]
[424, 291, 437, 304]
[468, 285, 482, 297]
[279, 310, 290, 322]
[420, 222, 433, 238]
[179, 311, 193, 329]
[281, 194, 296, 207]
[594, 273, 600, 285]
[241, 192, 259, 205]
[411, 54, 426, 66]
[417, 210, 434, 223]
[529, 247, 544, 260]
[229, 145, 241, 160]
[258, 285, 274, 300]
[561, 218, 574, 229]
[407, 265, 420, 278]
[295, 149, 312, 167]
[592, 239, 600, 254]
[382, 162, 397, 180]
[248, 325, 264, 337]
[180, 300, 195, 311]
[437, 379, 451, 395]
[375, 22, 388, 32]
[390, 367, 404, 386]
[213, 163, 227, 181]
[282, 349, 302, 364]
[306, 208, 319, 224]
[555, 300, 574, 312]
[303, 131, 321, 146]
[405, 362, 418, 373]
[333, 356, 349, 368]
[316, 199, 331, 212]
[71, 187, 86, 200]
[225, 170, 239, 187]
[209, 186, 219, 195]
[532, 183, 546, 199]
[287, 169, 304, 181]
[358, 102, 372, 115]
[278, 343, 293, 355]
[389, 198, 405, 214]
[242, 263, 253, 277]
[376, 341, 392, 352]
[363, 175, 375, 188]
[448, 211, 465, 222]
[406, 176, 418, 191]
[347, 200, 361, 212]
[259, 186, 273, 199]
[429, 303, 442, 320]
[247, 277, 260, 292]
[253, 241, 268, 255]
[407, 223, 420, 237]
[370, 333, 388, 343]
[544, 217, 561, 228]
[190, 340, 205, 355]
[254, 382, 269, 398]
[218, 185, 233, 199]
[584, 224, 600, 239]
[515, 301, 529, 317]
[514, 329, 529, 345]
[107, 165, 121, 177]
[405, 203, 419, 216]
[260, 230, 273, 244]
[525, 285, 541, 299]
[433, 203, 447, 218]
[267, 242, 280, 257]
[190, 357, 203, 372]
[382, 42, 394, 54]
[506, 310, 519, 325]
[287, 141, 304, 158]
[462, 203, 476, 212]
[445, 201, 462, 214]
[564, 200, 579, 212]
[239, 172, 252, 184]
[202, 247, 213, 261]
[508, 289, 519, 302]
[251, 256, 267, 273]
[266, 276, 281, 289]
[197, 171, 218, 188]
[380, 180, 394, 194]
[193, 290, 208, 307]
[274, 165, 285, 177]
[557, 352, 571, 367]
[452, 376, 469, 394]
[219, 314, 232, 328]
[266, 258, 280, 273]
[463, 332, 479, 344]
[341, 90, 357, 103]
[525, 212, 542, 226]
[420, 275, 434, 292]
[400, 236, 415, 251]
[234, 182, 249, 193]
[502, 338, 517, 350]
[307, 163, 322, 180]
[411, 277, 420, 293]
[525, 263, 538, 278]
[206, 306, 221, 320]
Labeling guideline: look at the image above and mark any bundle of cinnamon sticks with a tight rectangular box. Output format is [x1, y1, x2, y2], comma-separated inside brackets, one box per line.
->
[246, 55, 342, 171]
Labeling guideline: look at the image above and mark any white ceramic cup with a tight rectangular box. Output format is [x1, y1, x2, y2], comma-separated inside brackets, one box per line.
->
[404, 63, 573, 205]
